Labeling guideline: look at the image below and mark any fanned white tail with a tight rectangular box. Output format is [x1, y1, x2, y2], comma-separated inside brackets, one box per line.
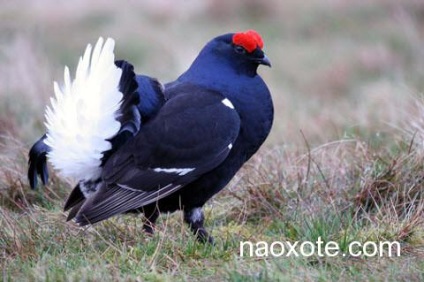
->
[44, 37, 123, 181]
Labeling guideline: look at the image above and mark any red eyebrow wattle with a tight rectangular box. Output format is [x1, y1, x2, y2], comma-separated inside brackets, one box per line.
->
[232, 30, 264, 53]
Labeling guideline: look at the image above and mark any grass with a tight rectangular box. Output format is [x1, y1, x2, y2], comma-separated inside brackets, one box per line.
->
[1, 0, 424, 281]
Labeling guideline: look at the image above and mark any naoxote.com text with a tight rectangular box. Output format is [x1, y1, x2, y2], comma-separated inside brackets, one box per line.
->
[240, 237, 401, 258]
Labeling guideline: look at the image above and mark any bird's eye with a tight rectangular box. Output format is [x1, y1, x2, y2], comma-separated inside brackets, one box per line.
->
[234, 45, 246, 54]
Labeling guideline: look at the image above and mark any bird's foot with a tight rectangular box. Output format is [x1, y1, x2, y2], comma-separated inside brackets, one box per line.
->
[195, 227, 214, 244]
[184, 207, 214, 244]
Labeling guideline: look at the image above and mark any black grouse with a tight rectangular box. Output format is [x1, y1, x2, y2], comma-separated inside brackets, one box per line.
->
[28, 30, 274, 243]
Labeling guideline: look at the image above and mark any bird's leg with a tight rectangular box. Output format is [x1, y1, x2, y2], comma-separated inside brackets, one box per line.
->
[184, 207, 214, 244]
[142, 208, 159, 235]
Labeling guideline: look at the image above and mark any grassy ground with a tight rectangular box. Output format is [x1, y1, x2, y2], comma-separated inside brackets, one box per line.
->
[1, 0, 424, 281]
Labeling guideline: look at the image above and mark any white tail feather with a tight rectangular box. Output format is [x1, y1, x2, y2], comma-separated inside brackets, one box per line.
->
[44, 37, 123, 181]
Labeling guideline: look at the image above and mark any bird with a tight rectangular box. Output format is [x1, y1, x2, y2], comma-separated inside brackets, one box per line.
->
[28, 30, 274, 243]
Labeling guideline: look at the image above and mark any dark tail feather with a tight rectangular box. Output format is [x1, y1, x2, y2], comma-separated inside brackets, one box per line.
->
[115, 60, 141, 136]
[28, 134, 50, 189]
[101, 60, 141, 165]
[64, 184, 86, 221]
[64, 183, 85, 211]
[67, 201, 85, 221]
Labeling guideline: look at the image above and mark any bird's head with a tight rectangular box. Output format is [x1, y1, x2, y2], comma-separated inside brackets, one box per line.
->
[182, 30, 271, 80]
[206, 30, 271, 76]
[231, 30, 271, 68]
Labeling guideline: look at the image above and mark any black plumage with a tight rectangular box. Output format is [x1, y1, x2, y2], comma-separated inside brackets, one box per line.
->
[29, 31, 273, 243]
[28, 134, 50, 189]
[71, 85, 240, 225]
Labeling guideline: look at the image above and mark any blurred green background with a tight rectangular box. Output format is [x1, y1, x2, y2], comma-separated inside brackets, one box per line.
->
[1, 0, 423, 149]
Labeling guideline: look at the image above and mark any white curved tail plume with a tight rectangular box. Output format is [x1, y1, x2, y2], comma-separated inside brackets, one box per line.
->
[44, 37, 123, 181]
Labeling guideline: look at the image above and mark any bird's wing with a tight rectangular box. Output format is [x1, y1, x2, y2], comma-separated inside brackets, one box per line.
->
[74, 84, 240, 225]
[28, 134, 50, 189]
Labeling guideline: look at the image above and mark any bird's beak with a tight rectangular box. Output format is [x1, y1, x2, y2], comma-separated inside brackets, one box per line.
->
[251, 48, 272, 67]
[259, 54, 272, 67]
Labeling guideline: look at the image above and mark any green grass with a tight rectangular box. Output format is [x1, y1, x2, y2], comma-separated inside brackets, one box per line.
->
[1, 0, 424, 281]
